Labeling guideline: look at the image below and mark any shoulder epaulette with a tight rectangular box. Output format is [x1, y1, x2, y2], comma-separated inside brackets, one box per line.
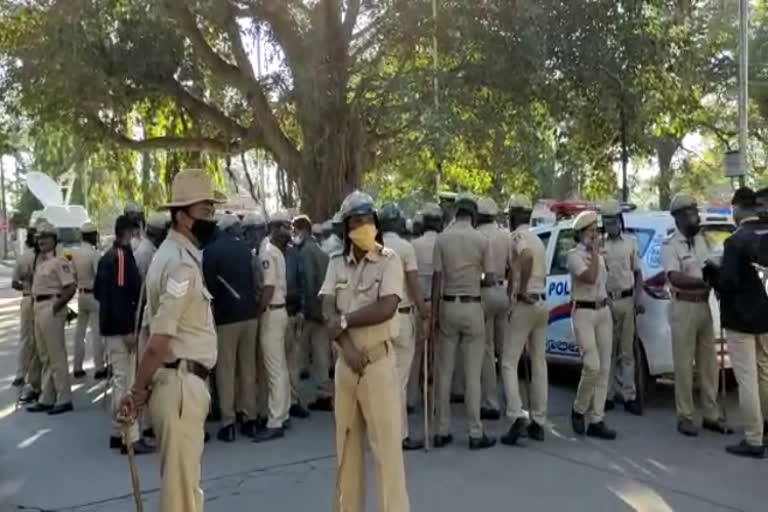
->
[329, 251, 343, 259]
[380, 246, 396, 258]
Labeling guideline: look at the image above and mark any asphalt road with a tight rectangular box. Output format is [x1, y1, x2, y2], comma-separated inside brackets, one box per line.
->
[0, 288, 765, 512]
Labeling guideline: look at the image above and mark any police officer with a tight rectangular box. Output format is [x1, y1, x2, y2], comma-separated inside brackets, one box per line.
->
[412, 212, 424, 239]
[380, 202, 429, 450]
[72, 221, 106, 379]
[124, 202, 145, 252]
[408, 203, 443, 411]
[119, 169, 222, 512]
[320, 190, 409, 512]
[500, 194, 549, 445]
[285, 222, 310, 419]
[135, 211, 170, 281]
[293, 215, 334, 412]
[663, 194, 729, 437]
[321, 212, 344, 255]
[432, 193, 496, 450]
[27, 220, 76, 415]
[568, 210, 616, 440]
[253, 211, 293, 442]
[12, 226, 42, 402]
[600, 199, 644, 416]
[476, 197, 508, 420]
[242, 211, 268, 255]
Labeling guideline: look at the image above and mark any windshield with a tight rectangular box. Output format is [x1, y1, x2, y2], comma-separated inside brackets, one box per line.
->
[700, 224, 734, 253]
[57, 228, 80, 245]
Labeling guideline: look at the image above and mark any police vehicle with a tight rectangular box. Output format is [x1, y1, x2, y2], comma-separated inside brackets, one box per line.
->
[532, 203, 734, 400]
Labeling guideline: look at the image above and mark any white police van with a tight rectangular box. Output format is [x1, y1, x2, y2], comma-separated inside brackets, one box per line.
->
[531, 208, 734, 399]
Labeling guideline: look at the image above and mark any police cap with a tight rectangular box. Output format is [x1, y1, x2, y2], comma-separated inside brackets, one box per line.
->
[379, 202, 403, 222]
[421, 202, 443, 219]
[269, 211, 292, 226]
[80, 221, 97, 234]
[454, 192, 478, 212]
[147, 211, 170, 229]
[669, 193, 697, 214]
[477, 197, 499, 216]
[572, 210, 598, 232]
[600, 199, 622, 217]
[36, 220, 56, 236]
[218, 213, 240, 231]
[242, 211, 266, 227]
[339, 190, 375, 221]
[507, 194, 532, 211]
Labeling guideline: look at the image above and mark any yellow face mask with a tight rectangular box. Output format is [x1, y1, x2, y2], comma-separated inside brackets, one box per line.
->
[348, 223, 378, 252]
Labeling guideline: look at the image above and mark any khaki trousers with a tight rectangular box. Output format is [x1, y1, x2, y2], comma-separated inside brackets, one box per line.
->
[334, 345, 410, 512]
[215, 319, 259, 426]
[572, 306, 613, 423]
[502, 301, 548, 424]
[392, 310, 416, 439]
[436, 300, 485, 438]
[407, 327, 424, 409]
[668, 300, 719, 422]
[608, 297, 637, 401]
[285, 314, 302, 404]
[305, 320, 333, 399]
[149, 367, 209, 512]
[481, 285, 508, 411]
[260, 308, 290, 428]
[16, 296, 41, 389]
[35, 301, 72, 405]
[74, 293, 104, 372]
[725, 330, 768, 446]
[106, 335, 139, 443]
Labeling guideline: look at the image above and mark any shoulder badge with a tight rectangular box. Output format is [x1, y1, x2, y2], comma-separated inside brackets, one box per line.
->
[61, 262, 71, 273]
[166, 277, 190, 298]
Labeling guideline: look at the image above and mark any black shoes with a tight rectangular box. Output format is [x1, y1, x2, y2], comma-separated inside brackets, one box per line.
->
[121, 439, 155, 455]
[402, 437, 425, 451]
[604, 400, 615, 411]
[527, 421, 545, 442]
[94, 368, 109, 380]
[702, 418, 733, 435]
[726, 440, 766, 459]
[571, 409, 585, 435]
[586, 421, 617, 440]
[143, 428, 155, 439]
[433, 434, 453, 448]
[289, 403, 310, 419]
[469, 434, 496, 450]
[677, 419, 699, 437]
[500, 418, 527, 446]
[73, 370, 87, 379]
[480, 408, 501, 420]
[217, 424, 236, 443]
[624, 399, 643, 416]
[11, 377, 24, 387]
[110, 435, 122, 449]
[18, 390, 40, 404]
[27, 402, 54, 413]
[406, 405, 415, 415]
[308, 397, 333, 412]
[252, 427, 285, 443]
[48, 402, 73, 415]
[240, 420, 260, 438]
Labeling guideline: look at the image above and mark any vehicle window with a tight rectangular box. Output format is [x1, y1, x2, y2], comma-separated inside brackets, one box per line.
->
[551, 229, 575, 275]
[58, 228, 80, 245]
[625, 228, 654, 256]
[537, 232, 551, 249]
[701, 225, 734, 252]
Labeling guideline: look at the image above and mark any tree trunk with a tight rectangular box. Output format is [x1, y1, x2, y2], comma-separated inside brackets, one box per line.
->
[656, 135, 680, 210]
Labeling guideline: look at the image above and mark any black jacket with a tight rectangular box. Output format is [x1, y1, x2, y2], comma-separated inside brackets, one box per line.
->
[707, 220, 768, 334]
[94, 242, 142, 336]
[203, 232, 259, 325]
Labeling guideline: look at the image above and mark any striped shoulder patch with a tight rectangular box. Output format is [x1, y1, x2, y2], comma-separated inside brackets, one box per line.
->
[166, 277, 190, 298]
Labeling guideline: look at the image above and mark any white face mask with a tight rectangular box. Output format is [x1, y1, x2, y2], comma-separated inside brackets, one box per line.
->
[130, 237, 140, 251]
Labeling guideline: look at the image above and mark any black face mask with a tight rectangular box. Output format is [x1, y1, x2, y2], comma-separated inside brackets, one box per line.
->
[682, 223, 700, 238]
[191, 218, 217, 247]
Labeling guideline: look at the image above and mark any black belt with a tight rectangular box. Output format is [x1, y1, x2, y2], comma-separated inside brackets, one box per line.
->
[496, 280, 506, 286]
[442, 295, 482, 303]
[34, 294, 59, 302]
[79, 288, 93, 293]
[22, 293, 31, 297]
[398, 306, 414, 314]
[608, 288, 633, 300]
[267, 304, 286, 310]
[164, 359, 210, 381]
[574, 299, 609, 310]
[517, 293, 546, 302]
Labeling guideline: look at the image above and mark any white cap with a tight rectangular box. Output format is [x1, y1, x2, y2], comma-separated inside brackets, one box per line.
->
[218, 213, 240, 231]
[477, 197, 499, 216]
[242, 212, 266, 227]
[572, 210, 599, 231]
[507, 194, 532, 210]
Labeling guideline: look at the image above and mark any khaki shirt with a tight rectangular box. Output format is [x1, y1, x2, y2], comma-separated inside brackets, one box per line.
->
[260, 240, 287, 305]
[477, 222, 510, 278]
[602, 234, 641, 293]
[32, 251, 75, 296]
[145, 229, 217, 369]
[509, 225, 547, 295]
[134, 237, 157, 281]
[383, 231, 418, 307]
[72, 243, 99, 289]
[13, 250, 37, 294]
[320, 244, 403, 351]
[412, 231, 438, 300]
[567, 243, 608, 302]
[433, 219, 492, 296]
[661, 228, 709, 291]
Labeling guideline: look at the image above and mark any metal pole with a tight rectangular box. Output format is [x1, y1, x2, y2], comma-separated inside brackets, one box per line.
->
[1, 158, 7, 260]
[738, 0, 749, 187]
[432, 0, 440, 194]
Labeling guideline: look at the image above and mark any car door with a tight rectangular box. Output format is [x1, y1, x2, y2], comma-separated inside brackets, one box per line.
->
[544, 226, 581, 364]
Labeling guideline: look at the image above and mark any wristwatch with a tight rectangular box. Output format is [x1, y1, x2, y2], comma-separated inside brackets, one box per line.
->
[340, 314, 348, 330]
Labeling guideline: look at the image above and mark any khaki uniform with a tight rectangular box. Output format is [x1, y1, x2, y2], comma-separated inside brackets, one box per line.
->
[32, 251, 74, 406]
[320, 245, 409, 512]
[72, 243, 104, 373]
[107, 334, 139, 443]
[502, 225, 549, 425]
[408, 230, 438, 408]
[477, 222, 510, 412]
[603, 234, 641, 402]
[434, 218, 492, 438]
[135, 238, 157, 433]
[383, 231, 419, 439]
[567, 243, 613, 423]
[662, 229, 719, 422]
[145, 229, 217, 512]
[260, 240, 291, 429]
[13, 250, 41, 389]
[726, 330, 768, 446]
[134, 237, 157, 281]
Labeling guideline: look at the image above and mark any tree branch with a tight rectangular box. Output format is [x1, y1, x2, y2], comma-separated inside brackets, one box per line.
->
[343, 0, 361, 44]
[223, 2, 256, 80]
[247, 0, 306, 74]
